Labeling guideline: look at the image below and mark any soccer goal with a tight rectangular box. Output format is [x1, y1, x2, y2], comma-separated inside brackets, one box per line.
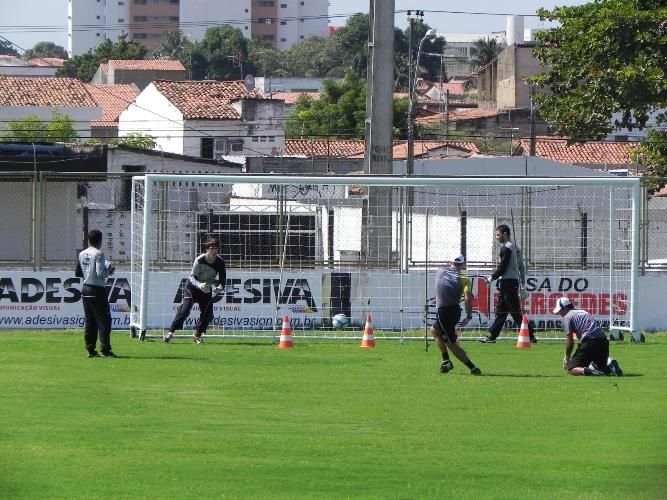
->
[130, 174, 641, 342]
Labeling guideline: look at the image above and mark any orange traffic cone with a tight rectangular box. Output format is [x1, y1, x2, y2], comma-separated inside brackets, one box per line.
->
[360, 314, 375, 348]
[278, 315, 294, 349]
[516, 315, 531, 349]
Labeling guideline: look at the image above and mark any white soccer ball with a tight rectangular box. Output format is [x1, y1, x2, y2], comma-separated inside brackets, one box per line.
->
[332, 313, 349, 329]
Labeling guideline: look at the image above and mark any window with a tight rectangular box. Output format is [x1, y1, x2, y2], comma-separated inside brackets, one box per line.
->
[200, 138, 214, 159]
[281, 3, 287, 7]
[118, 1, 124, 5]
[252, 137, 259, 142]
[280, 21, 286, 25]
[118, 18, 125, 23]
[280, 37, 286, 42]
[262, 35, 274, 41]
[258, 0, 275, 5]
[300, 18, 304, 22]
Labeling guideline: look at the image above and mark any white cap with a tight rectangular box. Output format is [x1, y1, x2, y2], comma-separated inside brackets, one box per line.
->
[552, 296, 572, 314]
[452, 254, 465, 264]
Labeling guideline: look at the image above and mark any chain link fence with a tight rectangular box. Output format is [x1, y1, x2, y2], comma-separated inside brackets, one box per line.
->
[0, 172, 666, 272]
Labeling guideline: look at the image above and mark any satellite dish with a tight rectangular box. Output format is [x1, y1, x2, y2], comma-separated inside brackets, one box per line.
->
[244, 74, 255, 91]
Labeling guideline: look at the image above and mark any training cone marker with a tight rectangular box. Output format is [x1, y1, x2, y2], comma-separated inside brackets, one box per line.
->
[360, 314, 376, 348]
[278, 315, 294, 349]
[516, 315, 531, 349]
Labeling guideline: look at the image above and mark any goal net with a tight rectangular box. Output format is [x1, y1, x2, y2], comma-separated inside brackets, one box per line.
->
[130, 174, 640, 341]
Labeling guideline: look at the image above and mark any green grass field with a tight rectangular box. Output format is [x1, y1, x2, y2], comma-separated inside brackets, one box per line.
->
[1, 331, 666, 499]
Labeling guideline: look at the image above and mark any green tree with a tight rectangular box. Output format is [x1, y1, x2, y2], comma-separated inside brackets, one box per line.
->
[110, 132, 157, 150]
[333, 13, 370, 76]
[286, 71, 411, 139]
[56, 34, 147, 82]
[152, 30, 194, 76]
[470, 38, 504, 68]
[248, 37, 284, 77]
[281, 36, 344, 77]
[0, 39, 19, 56]
[23, 42, 68, 60]
[634, 129, 667, 194]
[529, 0, 667, 140]
[0, 111, 78, 143]
[191, 26, 249, 80]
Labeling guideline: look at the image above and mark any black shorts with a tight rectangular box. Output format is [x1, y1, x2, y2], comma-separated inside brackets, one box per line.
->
[567, 337, 609, 371]
[433, 305, 461, 343]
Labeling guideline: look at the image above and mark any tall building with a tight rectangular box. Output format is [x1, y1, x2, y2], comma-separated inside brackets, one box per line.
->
[68, 0, 329, 57]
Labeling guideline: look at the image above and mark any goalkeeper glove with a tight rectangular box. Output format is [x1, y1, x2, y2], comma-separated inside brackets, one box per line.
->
[520, 289, 529, 301]
[212, 284, 224, 296]
[484, 275, 494, 284]
[199, 282, 210, 293]
[105, 262, 115, 276]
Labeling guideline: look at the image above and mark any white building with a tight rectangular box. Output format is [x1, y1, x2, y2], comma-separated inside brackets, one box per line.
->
[118, 80, 285, 158]
[68, 0, 329, 57]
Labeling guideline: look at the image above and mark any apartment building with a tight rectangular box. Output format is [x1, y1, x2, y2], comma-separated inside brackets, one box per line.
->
[68, 0, 329, 57]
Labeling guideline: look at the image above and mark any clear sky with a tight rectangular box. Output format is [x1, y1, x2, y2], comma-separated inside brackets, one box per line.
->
[0, 0, 589, 54]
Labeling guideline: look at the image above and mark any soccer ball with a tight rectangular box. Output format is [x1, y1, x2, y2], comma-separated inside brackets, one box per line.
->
[331, 313, 349, 329]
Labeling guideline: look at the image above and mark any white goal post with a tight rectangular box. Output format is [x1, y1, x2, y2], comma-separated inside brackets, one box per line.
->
[130, 174, 641, 341]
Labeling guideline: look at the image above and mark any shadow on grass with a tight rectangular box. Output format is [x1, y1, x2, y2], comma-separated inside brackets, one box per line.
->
[105, 355, 202, 360]
[480, 373, 643, 378]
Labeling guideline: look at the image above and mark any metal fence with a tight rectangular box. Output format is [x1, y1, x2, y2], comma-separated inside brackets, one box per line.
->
[1, 171, 666, 272]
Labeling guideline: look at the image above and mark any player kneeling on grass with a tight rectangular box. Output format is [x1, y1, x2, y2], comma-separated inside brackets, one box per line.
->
[431, 255, 481, 375]
[552, 297, 623, 376]
[163, 238, 226, 344]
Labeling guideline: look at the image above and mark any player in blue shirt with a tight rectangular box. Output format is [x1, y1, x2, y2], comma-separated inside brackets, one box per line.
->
[431, 255, 481, 375]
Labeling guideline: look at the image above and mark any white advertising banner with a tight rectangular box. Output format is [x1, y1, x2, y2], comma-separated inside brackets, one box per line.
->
[0, 269, 643, 331]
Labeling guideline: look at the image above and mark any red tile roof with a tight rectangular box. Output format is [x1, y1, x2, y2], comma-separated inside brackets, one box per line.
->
[285, 139, 365, 157]
[27, 57, 65, 68]
[0, 76, 97, 107]
[86, 84, 139, 127]
[428, 82, 467, 95]
[417, 108, 503, 124]
[518, 137, 638, 165]
[284, 139, 479, 158]
[269, 91, 321, 105]
[152, 80, 260, 120]
[390, 140, 480, 159]
[108, 59, 186, 71]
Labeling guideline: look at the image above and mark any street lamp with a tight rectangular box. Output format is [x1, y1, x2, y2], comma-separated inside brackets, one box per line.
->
[407, 28, 437, 175]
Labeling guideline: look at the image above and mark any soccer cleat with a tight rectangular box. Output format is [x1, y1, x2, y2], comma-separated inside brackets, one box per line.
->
[100, 352, 118, 358]
[87, 351, 100, 358]
[530, 337, 538, 343]
[479, 337, 496, 344]
[162, 332, 174, 343]
[193, 335, 204, 345]
[607, 357, 623, 377]
[470, 367, 482, 375]
[440, 360, 454, 373]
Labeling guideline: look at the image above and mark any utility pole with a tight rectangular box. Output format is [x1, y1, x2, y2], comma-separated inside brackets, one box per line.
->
[361, 0, 395, 266]
[406, 10, 424, 176]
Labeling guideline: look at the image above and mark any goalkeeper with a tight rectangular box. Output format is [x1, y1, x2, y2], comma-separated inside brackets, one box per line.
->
[76, 229, 117, 358]
[480, 224, 537, 343]
[163, 238, 226, 344]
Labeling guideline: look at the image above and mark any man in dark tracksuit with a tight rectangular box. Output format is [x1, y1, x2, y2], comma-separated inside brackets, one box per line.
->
[76, 229, 117, 358]
[163, 238, 226, 344]
[480, 224, 537, 343]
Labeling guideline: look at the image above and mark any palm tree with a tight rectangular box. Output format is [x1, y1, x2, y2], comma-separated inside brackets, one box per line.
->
[470, 38, 504, 68]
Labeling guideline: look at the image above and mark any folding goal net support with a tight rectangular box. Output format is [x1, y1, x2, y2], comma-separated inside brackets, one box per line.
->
[130, 174, 641, 342]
